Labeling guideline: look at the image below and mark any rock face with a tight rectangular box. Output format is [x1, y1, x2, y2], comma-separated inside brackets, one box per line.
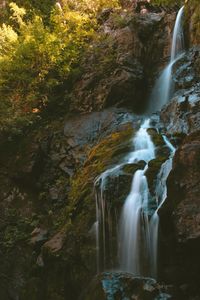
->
[70, 9, 176, 113]
[1, 3, 200, 300]
[0, 108, 139, 300]
[160, 47, 200, 135]
[185, 1, 200, 46]
[157, 46, 200, 297]
[159, 132, 200, 294]
[170, 132, 200, 243]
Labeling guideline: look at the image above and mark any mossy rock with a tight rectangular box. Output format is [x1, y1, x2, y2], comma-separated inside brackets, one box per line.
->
[147, 128, 165, 147]
[122, 160, 146, 174]
[54, 123, 135, 292]
[81, 272, 175, 300]
[69, 123, 134, 212]
[146, 156, 168, 194]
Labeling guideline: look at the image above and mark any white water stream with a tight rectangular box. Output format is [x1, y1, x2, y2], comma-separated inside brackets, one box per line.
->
[149, 137, 175, 278]
[149, 6, 185, 112]
[95, 6, 184, 278]
[119, 119, 155, 275]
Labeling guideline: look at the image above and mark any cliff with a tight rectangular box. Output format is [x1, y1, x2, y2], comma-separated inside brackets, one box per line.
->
[0, 2, 200, 300]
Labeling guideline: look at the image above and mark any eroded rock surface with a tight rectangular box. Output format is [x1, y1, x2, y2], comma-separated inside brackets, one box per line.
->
[158, 132, 200, 297]
[70, 9, 176, 113]
[160, 47, 200, 135]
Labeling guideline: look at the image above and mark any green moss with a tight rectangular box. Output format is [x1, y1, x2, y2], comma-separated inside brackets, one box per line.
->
[122, 161, 146, 174]
[69, 123, 134, 212]
[111, 12, 129, 29]
[147, 128, 165, 147]
[145, 155, 168, 194]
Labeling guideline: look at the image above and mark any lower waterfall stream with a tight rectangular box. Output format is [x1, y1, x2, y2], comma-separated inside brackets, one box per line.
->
[119, 119, 155, 276]
[95, 119, 175, 278]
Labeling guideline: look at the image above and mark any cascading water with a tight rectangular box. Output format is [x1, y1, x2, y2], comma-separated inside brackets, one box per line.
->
[95, 119, 155, 273]
[95, 121, 176, 277]
[150, 137, 175, 278]
[94, 7, 183, 281]
[149, 6, 185, 112]
[95, 165, 121, 272]
[171, 6, 185, 62]
[119, 119, 155, 275]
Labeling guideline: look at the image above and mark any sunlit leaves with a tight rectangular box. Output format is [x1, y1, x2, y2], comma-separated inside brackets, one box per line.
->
[0, 24, 18, 56]
[9, 2, 26, 27]
[0, 1, 97, 132]
[66, 0, 120, 14]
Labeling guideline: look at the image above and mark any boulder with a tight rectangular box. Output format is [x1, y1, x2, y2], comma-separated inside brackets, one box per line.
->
[81, 272, 178, 300]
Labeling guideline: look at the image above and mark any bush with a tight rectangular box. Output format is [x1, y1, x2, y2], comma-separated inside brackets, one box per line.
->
[0, 1, 121, 132]
[0, 3, 94, 130]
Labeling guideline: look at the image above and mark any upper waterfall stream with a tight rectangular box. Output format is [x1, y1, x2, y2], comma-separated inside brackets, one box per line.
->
[149, 6, 185, 113]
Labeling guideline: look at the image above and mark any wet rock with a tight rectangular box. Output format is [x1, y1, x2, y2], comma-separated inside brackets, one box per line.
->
[146, 156, 168, 195]
[166, 132, 200, 243]
[64, 108, 135, 164]
[81, 272, 177, 300]
[161, 92, 200, 135]
[159, 132, 200, 290]
[175, 48, 200, 88]
[160, 48, 200, 135]
[122, 160, 146, 174]
[30, 227, 48, 246]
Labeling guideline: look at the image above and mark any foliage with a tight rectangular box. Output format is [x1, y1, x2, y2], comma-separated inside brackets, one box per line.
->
[69, 124, 133, 214]
[0, 1, 121, 132]
[7, 0, 56, 21]
[65, 0, 120, 15]
[0, 3, 93, 131]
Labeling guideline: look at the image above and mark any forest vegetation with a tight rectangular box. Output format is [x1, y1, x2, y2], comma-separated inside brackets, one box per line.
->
[1, 0, 199, 134]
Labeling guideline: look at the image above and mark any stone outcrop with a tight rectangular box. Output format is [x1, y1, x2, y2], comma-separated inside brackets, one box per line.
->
[160, 47, 200, 135]
[0, 108, 138, 300]
[70, 9, 176, 113]
[159, 132, 200, 294]
[157, 46, 200, 297]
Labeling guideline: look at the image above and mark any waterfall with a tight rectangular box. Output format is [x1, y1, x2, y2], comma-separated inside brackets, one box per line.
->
[119, 119, 155, 275]
[94, 7, 182, 280]
[95, 119, 155, 273]
[149, 137, 175, 278]
[171, 6, 185, 62]
[95, 165, 121, 271]
[95, 121, 176, 278]
[149, 6, 185, 112]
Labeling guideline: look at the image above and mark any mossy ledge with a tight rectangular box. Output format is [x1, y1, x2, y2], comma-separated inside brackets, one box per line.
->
[68, 123, 134, 222]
